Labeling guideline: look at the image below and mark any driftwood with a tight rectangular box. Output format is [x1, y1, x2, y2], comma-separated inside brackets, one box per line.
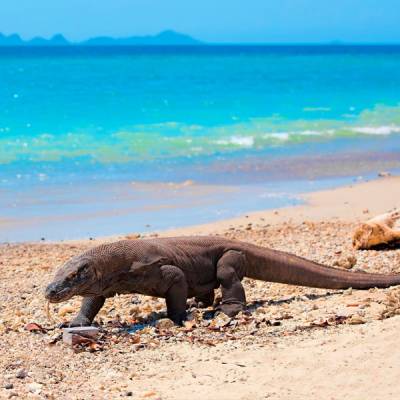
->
[353, 210, 400, 250]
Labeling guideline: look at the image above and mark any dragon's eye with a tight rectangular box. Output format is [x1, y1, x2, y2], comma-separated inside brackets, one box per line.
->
[68, 271, 77, 280]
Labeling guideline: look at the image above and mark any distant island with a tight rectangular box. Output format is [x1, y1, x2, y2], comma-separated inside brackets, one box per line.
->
[0, 30, 201, 46]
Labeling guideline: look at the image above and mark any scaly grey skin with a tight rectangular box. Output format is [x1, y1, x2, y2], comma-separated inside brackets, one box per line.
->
[45, 236, 400, 326]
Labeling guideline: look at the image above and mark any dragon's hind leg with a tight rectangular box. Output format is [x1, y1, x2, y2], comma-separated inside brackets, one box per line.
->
[216, 250, 247, 317]
[187, 290, 215, 309]
[195, 291, 215, 307]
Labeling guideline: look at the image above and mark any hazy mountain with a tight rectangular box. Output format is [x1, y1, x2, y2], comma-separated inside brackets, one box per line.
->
[82, 30, 200, 45]
[0, 33, 24, 45]
[0, 30, 201, 46]
[28, 34, 69, 46]
[0, 33, 69, 46]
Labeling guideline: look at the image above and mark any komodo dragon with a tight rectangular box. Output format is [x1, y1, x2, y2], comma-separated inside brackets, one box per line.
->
[45, 236, 400, 325]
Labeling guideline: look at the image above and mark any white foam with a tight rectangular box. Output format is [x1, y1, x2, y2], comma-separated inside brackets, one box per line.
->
[266, 132, 290, 141]
[264, 130, 334, 141]
[215, 136, 254, 147]
[350, 126, 400, 135]
[230, 136, 254, 146]
[299, 130, 323, 136]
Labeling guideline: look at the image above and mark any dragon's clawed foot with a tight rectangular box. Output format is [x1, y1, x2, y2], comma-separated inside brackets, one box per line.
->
[60, 315, 92, 328]
[216, 302, 245, 317]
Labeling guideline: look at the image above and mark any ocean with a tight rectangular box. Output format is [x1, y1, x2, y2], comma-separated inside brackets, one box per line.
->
[1, 45, 400, 241]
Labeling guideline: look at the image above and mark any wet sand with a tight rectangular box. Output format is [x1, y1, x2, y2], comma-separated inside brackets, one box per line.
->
[1, 176, 400, 399]
[2, 147, 400, 243]
[160, 175, 400, 237]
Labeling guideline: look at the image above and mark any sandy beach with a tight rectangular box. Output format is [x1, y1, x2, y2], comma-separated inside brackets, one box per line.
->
[1, 176, 400, 399]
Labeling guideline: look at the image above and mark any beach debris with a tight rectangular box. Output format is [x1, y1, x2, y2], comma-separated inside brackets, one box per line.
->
[378, 171, 391, 178]
[379, 288, 400, 319]
[346, 315, 366, 325]
[62, 326, 99, 346]
[143, 390, 158, 398]
[183, 319, 197, 331]
[343, 288, 353, 295]
[310, 315, 349, 328]
[333, 254, 357, 269]
[47, 332, 63, 345]
[58, 304, 75, 317]
[4, 383, 13, 390]
[127, 322, 155, 334]
[269, 320, 282, 326]
[352, 209, 400, 249]
[209, 313, 231, 330]
[69, 335, 103, 352]
[46, 301, 56, 323]
[125, 233, 141, 240]
[24, 322, 47, 333]
[67, 334, 97, 348]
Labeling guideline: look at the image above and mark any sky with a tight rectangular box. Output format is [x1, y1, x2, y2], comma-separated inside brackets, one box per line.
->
[1, 0, 400, 43]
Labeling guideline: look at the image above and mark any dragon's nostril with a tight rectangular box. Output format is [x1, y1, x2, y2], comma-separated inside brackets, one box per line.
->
[45, 284, 57, 298]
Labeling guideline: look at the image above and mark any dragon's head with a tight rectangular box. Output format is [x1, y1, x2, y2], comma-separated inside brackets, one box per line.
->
[45, 255, 100, 303]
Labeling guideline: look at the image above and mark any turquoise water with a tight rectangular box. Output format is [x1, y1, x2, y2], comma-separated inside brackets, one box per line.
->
[1, 46, 400, 240]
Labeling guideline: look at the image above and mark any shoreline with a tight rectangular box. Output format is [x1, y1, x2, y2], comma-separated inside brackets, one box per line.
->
[1, 144, 400, 243]
[1, 174, 398, 244]
[159, 175, 400, 237]
[63, 174, 398, 244]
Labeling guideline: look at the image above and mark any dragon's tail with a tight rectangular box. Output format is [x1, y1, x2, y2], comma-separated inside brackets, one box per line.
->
[244, 246, 400, 289]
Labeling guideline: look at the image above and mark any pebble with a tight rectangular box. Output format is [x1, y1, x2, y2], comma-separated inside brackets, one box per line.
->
[28, 382, 43, 394]
[155, 318, 175, 330]
[333, 254, 357, 269]
[15, 369, 28, 379]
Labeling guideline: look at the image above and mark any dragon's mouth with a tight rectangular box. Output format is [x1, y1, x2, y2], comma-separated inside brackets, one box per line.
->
[45, 284, 75, 303]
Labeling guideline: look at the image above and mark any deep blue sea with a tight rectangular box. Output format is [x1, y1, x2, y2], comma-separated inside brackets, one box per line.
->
[1, 45, 400, 241]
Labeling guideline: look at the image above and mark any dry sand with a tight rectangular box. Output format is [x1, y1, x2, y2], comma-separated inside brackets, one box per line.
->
[1, 176, 400, 399]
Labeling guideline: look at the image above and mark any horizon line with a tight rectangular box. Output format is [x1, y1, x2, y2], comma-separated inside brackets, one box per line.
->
[1, 43, 400, 46]
[1, 31, 400, 46]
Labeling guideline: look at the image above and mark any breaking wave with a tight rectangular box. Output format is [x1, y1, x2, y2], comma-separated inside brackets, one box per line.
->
[1, 104, 400, 164]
